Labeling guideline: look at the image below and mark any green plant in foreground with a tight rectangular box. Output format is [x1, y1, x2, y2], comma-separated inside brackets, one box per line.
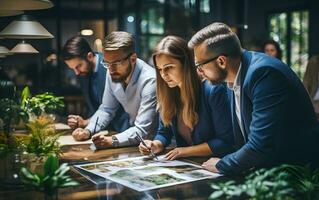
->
[20, 116, 61, 156]
[0, 98, 28, 156]
[20, 154, 79, 196]
[209, 164, 319, 200]
[0, 98, 29, 134]
[21, 87, 64, 117]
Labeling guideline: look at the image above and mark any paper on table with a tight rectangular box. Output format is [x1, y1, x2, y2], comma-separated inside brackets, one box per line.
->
[58, 135, 92, 146]
[57, 130, 110, 146]
[54, 123, 71, 131]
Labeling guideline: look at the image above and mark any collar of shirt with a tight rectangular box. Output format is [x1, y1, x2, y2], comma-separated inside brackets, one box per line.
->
[227, 62, 242, 91]
[128, 58, 143, 86]
[93, 53, 100, 74]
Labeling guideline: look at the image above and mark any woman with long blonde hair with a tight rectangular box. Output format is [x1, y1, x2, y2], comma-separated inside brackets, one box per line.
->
[139, 36, 234, 160]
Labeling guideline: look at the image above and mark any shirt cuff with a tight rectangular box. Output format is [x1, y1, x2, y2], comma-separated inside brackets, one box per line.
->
[115, 131, 139, 147]
[154, 134, 168, 147]
[86, 123, 95, 134]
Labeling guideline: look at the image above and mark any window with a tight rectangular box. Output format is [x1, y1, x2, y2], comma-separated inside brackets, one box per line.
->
[268, 10, 309, 79]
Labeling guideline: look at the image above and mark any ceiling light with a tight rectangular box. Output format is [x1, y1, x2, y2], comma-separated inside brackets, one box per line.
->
[0, 46, 10, 55]
[81, 29, 94, 36]
[0, 0, 53, 11]
[10, 40, 39, 54]
[0, 10, 24, 17]
[0, 15, 53, 39]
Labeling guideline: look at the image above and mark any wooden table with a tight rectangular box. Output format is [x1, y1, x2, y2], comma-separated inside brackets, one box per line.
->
[0, 142, 226, 200]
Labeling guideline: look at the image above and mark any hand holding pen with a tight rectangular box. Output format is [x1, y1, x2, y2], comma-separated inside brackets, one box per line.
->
[136, 133, 160, 160]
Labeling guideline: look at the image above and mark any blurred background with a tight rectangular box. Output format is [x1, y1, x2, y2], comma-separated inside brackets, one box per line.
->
[1, 0, 318, 118]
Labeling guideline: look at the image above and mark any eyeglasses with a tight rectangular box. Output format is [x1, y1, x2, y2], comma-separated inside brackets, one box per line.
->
[195, 54, 227, 71]
[101, 53, 132, 69]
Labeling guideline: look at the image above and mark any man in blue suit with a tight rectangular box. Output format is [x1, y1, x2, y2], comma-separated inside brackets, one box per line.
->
[188, 22, 319, 175]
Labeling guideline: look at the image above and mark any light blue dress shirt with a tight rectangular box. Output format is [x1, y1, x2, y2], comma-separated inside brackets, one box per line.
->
[86, 58, 157, 146]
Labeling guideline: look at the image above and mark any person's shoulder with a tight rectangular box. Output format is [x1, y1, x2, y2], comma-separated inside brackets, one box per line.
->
[244, 51, 290, 81]
[202, 80, 227, 96]
[137, 58, 156, 79]
[247, 51, 286, 71]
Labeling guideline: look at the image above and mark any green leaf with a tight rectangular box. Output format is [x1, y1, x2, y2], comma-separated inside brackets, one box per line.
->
[60, 181, 79, 187]
[44, 155, 59, 176]
[21, 86, 30, 109]
[20, 167, 36, 180]
[209, 190, 224, 199]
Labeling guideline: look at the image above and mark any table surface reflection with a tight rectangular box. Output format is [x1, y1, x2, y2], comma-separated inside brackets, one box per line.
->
[1, 141, 226, 200]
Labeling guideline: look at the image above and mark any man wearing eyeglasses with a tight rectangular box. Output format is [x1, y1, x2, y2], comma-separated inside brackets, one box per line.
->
[72, 31, 158, 149]
[189, 22, 319, 175]
[62, 36, 128, 134]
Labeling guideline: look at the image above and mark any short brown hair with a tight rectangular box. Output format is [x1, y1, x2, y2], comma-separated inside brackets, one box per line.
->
[188, 22, 242, 59]
[61, 36, 94, 60]
[103, 31, 135, 54]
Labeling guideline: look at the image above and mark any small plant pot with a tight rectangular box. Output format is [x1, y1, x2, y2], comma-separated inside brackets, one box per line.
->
[21, 153, 48, 174]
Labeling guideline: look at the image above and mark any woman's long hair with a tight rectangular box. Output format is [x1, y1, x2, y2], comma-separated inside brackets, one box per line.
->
[153, 36, 201, 129]
[303, 55, 319, 99]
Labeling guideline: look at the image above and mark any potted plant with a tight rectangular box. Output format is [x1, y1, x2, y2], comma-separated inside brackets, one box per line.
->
[21, 87, 65, 121]
[19, 115, 62, 173]
[0, 98, 28, 187]
[209, 164, 319, 200]
[20, 154, 79, 200]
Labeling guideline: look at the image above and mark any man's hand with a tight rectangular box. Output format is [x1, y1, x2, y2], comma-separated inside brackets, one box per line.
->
[202, 157, 221, 173]
[165, 147, 187, 161]
[67, 115, 89, 129]
[92, 133, 113, 149]
[72, 128, 90, 141]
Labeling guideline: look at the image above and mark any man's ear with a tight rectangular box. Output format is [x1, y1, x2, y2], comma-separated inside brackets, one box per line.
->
[87, 52, 95, 61]
[217, 55, 227, 69]
[130, 53, 137, 64]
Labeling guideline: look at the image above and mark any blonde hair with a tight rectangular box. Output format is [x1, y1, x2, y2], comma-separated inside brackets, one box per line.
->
[153, 36, 201, 129]
[303, 55, 319, 99]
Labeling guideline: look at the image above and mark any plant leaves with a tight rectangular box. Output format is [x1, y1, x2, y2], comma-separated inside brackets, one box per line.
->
[44, 154, 59, 176]
[209, 190, 224, 199]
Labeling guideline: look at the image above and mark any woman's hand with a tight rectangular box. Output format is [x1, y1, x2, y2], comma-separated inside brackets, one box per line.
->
[138, 140, 164, 155]
[165, 147, 187, 160]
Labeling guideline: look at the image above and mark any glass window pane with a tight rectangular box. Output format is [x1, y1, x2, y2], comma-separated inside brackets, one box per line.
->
[291, 10, 309, 78]
[200, 0, 210, 13]
[269, 13, 288, 63]
[141, 7, 164, 34]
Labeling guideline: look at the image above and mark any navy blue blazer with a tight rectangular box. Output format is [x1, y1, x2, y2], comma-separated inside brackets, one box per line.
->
[216, 50, 319, 175]
[154, 81, 234, 157]
[78, 52, 106, 117]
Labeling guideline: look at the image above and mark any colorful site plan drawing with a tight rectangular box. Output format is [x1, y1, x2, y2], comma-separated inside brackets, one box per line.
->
[75, 155, 221, 192]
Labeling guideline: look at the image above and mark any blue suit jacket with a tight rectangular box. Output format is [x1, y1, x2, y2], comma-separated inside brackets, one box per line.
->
[216, 50, 319, 175]
[154, 81, 234, 157]
[78, 52, 106, 117]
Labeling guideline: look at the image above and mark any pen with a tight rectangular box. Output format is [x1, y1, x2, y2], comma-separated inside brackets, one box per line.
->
[93, 117, 99, 135]
[135, 132, 158, 160]
[90, 117, 99, 151]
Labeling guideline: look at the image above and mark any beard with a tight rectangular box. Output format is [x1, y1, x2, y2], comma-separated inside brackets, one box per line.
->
[206, 64, 228, 85]
[78, 61, 94, 76]
[110, 61, 133, 83]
